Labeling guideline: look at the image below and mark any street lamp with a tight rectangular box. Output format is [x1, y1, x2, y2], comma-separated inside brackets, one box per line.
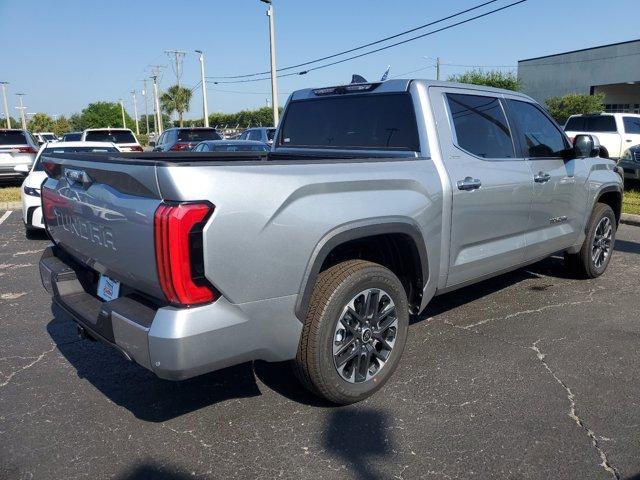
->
[0, 82, 10, 128]
[195, 50, 210, 127]
[260, 0, 279, 126]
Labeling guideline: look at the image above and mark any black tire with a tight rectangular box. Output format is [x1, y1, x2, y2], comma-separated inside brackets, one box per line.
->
[565, 203, 616, 278]
[293, 260, 409, 405]
[25, 225, 39, 239]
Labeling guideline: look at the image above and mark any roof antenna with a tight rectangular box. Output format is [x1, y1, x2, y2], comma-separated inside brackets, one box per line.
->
[351, 74, 367, 84]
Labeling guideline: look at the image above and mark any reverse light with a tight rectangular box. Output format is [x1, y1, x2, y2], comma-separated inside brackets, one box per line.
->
[154, 202, 216, 306]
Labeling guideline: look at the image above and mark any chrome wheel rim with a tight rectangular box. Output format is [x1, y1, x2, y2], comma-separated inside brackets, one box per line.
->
[332, 288, 398, 383]
[592, 216, 613, 268]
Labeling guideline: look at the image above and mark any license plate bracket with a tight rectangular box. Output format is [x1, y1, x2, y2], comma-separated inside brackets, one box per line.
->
[97, 274, 120, 302]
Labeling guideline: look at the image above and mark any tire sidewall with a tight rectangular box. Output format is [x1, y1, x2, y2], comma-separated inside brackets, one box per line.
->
[584, 205, 616, 277]
[315, 265, 409, 403]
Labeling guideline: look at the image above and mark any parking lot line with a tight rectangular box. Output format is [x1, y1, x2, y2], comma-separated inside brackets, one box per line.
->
[0, 211, 12, 225]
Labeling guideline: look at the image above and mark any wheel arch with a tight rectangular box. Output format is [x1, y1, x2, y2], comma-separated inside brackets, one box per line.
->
[295, 219, 428, 322]
[596, 185, 623, 225]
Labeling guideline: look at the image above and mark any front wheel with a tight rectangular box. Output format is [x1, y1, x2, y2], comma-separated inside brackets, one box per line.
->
[293, 260, 409, 404]
[565, 203, 616, 278]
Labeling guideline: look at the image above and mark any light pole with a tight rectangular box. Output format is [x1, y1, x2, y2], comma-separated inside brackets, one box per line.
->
[260, 0, 279, 126]
[151, 75, 162, 134]
[15, 93, 27, 130]
[131, 90, 140, 135]
[119, 99, 126, 128]
[195, 50, 210, 127]
[142, 79, 150, 134]
[0, 82, 10, 128]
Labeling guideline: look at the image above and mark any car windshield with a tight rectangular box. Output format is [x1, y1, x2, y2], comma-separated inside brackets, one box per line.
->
[177, 129, 221, 142]
[34, 146, 118, 171]
[0, 131, 27, 145]
[210, 144, 269, 152]
[84, 130, 136, 143]
[279, 93, 420, 151]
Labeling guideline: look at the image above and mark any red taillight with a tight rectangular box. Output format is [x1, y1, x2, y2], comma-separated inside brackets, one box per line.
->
[170, 143, 191, 151]
[130, 145, 144, 152]
[154, 202, 216, 306]
[15, 146, 36, 154]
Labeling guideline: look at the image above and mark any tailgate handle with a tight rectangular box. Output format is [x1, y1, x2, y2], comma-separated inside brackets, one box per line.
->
[64, 168, 93, 187]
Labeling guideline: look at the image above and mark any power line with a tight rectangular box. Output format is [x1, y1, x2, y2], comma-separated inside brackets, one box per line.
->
[208, 0, 503, 79]
[208, 0, 527, 85]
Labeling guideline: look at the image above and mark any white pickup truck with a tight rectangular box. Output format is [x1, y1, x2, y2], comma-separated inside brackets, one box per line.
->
[564, 113, 640, 159]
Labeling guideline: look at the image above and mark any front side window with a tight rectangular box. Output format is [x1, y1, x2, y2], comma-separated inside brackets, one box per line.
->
[279, 93, 420, 151]
[623, 116, 640, 134]
[446, 93, 514, 158]
[507, 100, 568, 158]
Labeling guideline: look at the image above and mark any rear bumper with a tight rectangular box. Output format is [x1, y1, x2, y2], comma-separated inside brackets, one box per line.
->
[40, 246, 301, 380]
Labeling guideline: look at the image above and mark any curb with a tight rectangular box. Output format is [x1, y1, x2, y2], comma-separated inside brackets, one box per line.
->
[621, 213, 640, 227]
[0, 201, 21, 211]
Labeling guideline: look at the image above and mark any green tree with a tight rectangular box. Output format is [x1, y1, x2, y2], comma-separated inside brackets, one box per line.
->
[27, 113, 55, 133]
[52, 115, 72, 137]
[1, 116, 21, 128]
[208, 106, 281, 129]
[448, 69, 521, 91]
[160, 85, 192, 127]
[545, 93, 605, 125]
[75, 101, 133, 130]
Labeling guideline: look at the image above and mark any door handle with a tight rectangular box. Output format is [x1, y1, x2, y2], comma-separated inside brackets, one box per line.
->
[457, 177, 482, 191]
[534, 171, 551, 183]
[626, 139, 633, 143]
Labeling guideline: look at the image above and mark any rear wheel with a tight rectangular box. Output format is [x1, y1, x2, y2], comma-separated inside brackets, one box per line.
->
[293, 260, 409, 404]
[565, 203, 616, 278]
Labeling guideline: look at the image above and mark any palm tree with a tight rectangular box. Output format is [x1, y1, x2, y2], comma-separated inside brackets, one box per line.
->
[160, 85, 192, 127]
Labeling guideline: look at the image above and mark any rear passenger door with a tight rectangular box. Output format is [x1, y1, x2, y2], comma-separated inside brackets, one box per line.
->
[622, 116, 640, 148]
[506, 99, 588, 259]
[432, 89, 534, 287]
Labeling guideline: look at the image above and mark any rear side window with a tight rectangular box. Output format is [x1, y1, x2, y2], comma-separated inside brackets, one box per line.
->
[0, 131, 27, 145]
[279, 93, 420, 151]
[446, 94, 514, 158]
[85, 130, 136, 143]
[176, 129, 221, 142]
[623, 116, 640, 134]
[507, 100, 568, 158]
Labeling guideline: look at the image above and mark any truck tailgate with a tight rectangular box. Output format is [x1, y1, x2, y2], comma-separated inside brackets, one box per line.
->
[41, 154, 165, 300]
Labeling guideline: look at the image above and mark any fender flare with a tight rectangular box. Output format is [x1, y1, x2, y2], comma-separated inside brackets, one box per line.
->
[595, 184, 623, 224]
[294, 217, 428, 322]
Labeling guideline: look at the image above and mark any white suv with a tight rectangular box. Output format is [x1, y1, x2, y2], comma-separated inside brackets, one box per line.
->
[81, 128, 143, 152]
[564, 113, 640, 159]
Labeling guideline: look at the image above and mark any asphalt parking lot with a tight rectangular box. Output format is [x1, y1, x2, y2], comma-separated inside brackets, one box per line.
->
[0, 210, 639, 480]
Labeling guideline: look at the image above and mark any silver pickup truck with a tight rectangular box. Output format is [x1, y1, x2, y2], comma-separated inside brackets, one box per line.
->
[39, 79, 623, 404]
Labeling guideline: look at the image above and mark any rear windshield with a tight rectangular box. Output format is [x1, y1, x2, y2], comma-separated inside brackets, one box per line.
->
[176, 129, 221, 142]
[0, 131, 27, 145]
[84, 130, 137, 143]
[565, 116, 617, 133]
[279, 93, 420, 151]
[211, 144, 269, 152]
[41, 134, 56, 140]
[62, 133, 82, 141]
[34, 145, 119, 171]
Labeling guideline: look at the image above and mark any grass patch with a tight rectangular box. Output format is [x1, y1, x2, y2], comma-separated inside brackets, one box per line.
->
[0, 186, 20, 203]
[623, 185, 640, 215]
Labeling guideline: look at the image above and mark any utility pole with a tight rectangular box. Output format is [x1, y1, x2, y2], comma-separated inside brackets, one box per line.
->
[119, 99, 126, 128]
[165, 49, 186, 88]
[195, 50, 209, 127]
[150, 74, 162, 134]
[260, 0, 279, 126]
[15, 93, 27, 130]
[436, 57, 441, 81]
[142, 79, 150, 134]
[0, 82, 10, 128]
[131, 90, 140, 135]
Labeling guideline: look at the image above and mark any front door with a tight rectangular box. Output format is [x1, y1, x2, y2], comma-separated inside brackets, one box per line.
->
[431, 89, 534, 287]
[506, 99, 588, 259]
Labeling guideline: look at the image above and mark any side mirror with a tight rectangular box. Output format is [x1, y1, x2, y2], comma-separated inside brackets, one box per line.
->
[573, 134, 600, 158]
[13, 164, 30, 175]
[148, 141, 156, 147]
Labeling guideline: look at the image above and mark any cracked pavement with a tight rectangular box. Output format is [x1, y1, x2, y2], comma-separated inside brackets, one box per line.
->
[1, 209, 639, 480]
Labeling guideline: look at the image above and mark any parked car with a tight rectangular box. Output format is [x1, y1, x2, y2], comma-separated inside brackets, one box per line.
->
[81, 128, 142, 152]
[17, 141, 119, 235]
[237, 127, 276, 145]
[152, 127, 222, 151]
[192, 140, 269, 152]
[564, 113, 640, 159]
[61, 131, 82, 142]
[0, 129, 39, 180]
[39, 79, 622, 405]
[619, 144, 640, 180]
[34, 132, 58, 145]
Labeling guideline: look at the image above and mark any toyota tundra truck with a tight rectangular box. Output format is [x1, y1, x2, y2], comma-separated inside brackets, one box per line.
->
[39, 79, 623, 404]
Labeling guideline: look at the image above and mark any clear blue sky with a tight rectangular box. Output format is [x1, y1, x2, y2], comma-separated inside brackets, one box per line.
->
[0, 0, 637, 120]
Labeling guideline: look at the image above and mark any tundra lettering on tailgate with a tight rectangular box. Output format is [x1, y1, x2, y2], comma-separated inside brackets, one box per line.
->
[52, 208, 117, 251]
